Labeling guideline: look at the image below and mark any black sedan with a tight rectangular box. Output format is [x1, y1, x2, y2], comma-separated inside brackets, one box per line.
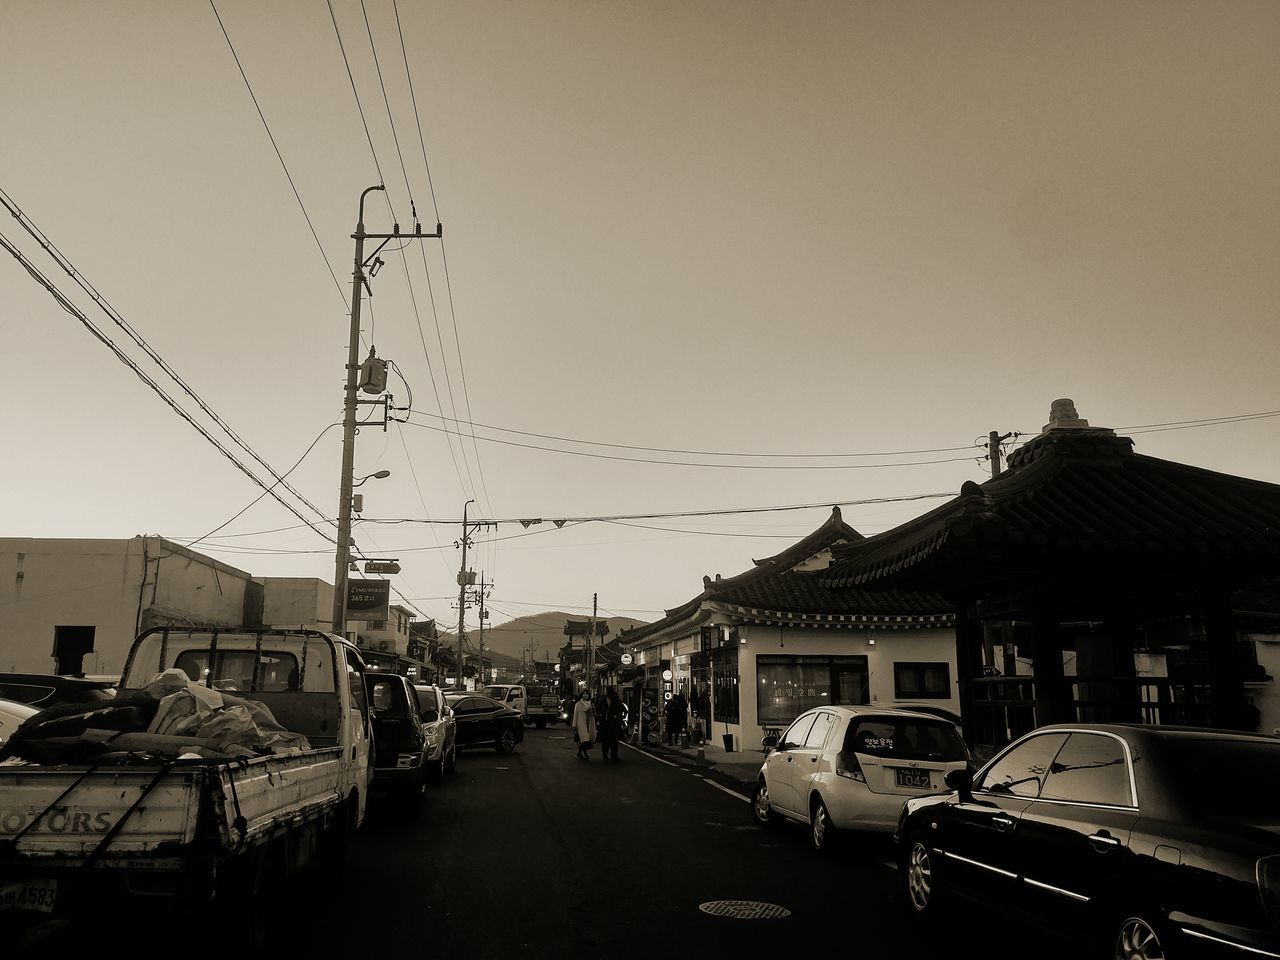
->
[897, 723, 1280, 958]
[444, 693, 524, 753]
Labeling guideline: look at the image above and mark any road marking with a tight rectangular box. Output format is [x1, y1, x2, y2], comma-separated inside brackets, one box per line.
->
[705, 780, 750, 803]
[495, 766, 509, 770]
[622, 741, 680, 768]
[690, 773, 706, 779]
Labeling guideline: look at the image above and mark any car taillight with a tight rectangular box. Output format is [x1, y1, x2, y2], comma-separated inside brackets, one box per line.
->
[836, 751, 866, 783]
[1258, 857, 1280, 927]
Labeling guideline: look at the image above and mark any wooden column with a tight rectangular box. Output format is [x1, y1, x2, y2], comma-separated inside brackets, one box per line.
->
[1030, 600, 1070, 726]
[1203, 588, 1247, 730]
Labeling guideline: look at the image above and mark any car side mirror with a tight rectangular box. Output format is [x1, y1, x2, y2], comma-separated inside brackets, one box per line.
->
[945, 768, 973, 800]
[421, 709, 439, 723]
[762, 732, 780, 750]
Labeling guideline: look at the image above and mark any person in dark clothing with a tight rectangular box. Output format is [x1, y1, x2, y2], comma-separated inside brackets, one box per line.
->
[599, 687, 625, 762]
[666, 692, 688, 745]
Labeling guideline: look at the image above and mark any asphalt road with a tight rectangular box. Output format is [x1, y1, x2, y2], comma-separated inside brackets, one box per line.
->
[308, 727, 966, 959]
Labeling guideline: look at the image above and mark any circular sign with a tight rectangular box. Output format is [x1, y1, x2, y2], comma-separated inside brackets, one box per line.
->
[554, 664, 561, 672]
[661, 669, 673, 681]
[621, 653, 633, 665]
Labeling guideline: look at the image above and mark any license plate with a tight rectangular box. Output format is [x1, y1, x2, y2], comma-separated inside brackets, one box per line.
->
[893, 768, 932, 789]
[0, 880, 58, 913]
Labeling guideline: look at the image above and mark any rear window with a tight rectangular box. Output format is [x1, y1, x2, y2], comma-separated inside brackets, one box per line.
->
[1166, 738, 1280, 817]
[844, 716, 968, 762]
[415, 688, 439, 710]
[366, 677, 409, 716]
[174, 650, 299, 692]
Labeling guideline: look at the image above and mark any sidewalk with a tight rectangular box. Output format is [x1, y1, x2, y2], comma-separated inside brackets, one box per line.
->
[627, 735, 766, 793]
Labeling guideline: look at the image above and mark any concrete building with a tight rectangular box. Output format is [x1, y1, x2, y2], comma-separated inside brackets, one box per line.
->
[1, 536, 255, 677]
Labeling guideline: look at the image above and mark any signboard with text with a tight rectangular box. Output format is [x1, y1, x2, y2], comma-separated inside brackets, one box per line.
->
[346, 579, 390, 621]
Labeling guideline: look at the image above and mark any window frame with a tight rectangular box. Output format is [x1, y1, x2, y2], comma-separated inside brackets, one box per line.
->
[974, 729, 1139, 810]
[892, 661, 952, 700]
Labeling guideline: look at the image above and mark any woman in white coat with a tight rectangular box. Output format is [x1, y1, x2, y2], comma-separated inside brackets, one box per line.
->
[571, 691, 597, 760]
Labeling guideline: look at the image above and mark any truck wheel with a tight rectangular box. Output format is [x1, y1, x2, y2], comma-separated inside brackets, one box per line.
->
[496, 728, 517, 753]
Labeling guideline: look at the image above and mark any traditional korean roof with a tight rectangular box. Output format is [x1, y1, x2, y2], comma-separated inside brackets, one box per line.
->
[823, 418, 1280, 593]
[617, 507, 952, 647]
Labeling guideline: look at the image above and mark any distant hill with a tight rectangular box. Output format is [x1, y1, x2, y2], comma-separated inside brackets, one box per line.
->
[437, 610, 648, 663]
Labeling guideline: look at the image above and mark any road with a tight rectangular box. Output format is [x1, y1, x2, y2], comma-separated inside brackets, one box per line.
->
[301, 727, 963, 959]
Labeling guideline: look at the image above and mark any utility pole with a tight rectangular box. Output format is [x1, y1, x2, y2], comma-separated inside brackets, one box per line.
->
[331, 184, 441, 636]
[477, 571, 489, 685]
[988, 430, 1013, 481]
[456, 499, 474, 689]
[586, 592, 598, 694]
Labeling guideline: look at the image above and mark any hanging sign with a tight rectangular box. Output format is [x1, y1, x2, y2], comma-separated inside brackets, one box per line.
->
[346, 579, 390, 621]
[621, 653, 634, 665]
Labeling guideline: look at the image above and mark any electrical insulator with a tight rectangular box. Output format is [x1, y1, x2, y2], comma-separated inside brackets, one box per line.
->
[359, 347, 388, 395]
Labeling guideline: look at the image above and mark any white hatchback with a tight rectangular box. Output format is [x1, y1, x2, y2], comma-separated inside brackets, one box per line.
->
[751, 706, 970, 852]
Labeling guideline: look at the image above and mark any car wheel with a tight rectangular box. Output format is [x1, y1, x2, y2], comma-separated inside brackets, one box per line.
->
[445, 744, 457, 774]
[1112, 913, 1169, 960]
[427, 757, 444, 785]
[496, 727, 517, 754]
[401, 771, 426, 818]
[751, 778, 779, 829]
[810, 796, 837, 853]
[903, 836, 944, 917]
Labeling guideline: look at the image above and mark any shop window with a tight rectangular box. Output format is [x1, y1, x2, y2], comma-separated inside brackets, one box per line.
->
[756, 655, 869, 725]
[894, 662, 952, 699]
[712, 646, 739, 724]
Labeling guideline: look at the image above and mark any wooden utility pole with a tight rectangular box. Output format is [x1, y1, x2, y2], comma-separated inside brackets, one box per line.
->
[331, 185, 441, 636]
[988, 430, 1013, 480]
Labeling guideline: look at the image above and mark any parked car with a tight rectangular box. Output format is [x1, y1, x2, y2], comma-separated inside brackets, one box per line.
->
[751, 706, 970, 852]
[0, 673, 116, 709]
[482, 683, 560, 728]
[365, 672, 431, 814]
[897, 723, 1280, 959]
[444, 693, 524, 753]
[413, 683, 457, 783]
[0, 697, 40, 748]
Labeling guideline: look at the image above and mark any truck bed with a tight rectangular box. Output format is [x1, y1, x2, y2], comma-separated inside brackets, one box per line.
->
[0, 746, 344, 865]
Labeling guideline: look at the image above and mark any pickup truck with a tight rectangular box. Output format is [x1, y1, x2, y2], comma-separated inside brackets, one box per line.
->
[0, 627, 373, 939]
[482, 683, 560, 729]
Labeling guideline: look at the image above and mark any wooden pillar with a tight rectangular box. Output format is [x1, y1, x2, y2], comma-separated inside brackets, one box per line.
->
[1203, 588, 1247, 730]
[1030, 601, 1070, 726]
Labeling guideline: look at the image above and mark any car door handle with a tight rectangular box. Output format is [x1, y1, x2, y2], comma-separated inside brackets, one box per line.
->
[1088, 832, 1122, 852]
[991, 816, 1016, 833]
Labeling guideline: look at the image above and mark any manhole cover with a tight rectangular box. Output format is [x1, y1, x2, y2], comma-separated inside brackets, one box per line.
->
[698, 900, 791, 920]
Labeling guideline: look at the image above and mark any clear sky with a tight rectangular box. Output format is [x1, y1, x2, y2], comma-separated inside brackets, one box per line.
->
[3, 1, 1277, 628]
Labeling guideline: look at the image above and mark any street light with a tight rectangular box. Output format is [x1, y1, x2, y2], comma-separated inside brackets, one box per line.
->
[353, 469, 391, 487]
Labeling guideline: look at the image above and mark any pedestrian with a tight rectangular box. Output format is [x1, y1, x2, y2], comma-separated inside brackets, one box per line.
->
[572, 691, 596, 760]
[599, 686, 624, 762]
[666, 691, 688, 745]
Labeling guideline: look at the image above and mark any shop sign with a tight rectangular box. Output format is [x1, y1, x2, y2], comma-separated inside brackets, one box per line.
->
[346, 579, 390, 621]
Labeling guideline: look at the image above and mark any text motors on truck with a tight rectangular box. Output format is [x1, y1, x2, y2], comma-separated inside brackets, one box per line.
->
[481, 684, 560, 729]
[0, 627, 374, 931]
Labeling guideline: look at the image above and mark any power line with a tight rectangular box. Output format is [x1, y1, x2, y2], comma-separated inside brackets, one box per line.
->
[206, 1, 348, 313]
[405, 409, 981, 459]
[1, 229, 339, 549]
[326, 0, 387, 189]
[0, 186, 340, 537]
[186, 419, 342, 549]
[392, 0, 441, 222]
[399, 418, 980, 470]
[360, 0, 414, 211]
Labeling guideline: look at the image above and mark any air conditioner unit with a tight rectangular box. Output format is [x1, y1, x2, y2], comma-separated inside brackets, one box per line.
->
[378, 641, 390, 652]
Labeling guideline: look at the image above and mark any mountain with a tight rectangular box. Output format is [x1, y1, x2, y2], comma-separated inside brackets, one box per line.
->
[437, 611, 648, 663]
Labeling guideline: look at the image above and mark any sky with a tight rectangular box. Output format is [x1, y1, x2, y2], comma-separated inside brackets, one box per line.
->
[3, 1, 1278, 630]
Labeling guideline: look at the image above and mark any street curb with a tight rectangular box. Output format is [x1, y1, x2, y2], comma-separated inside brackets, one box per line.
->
[629, 741, 760, 796]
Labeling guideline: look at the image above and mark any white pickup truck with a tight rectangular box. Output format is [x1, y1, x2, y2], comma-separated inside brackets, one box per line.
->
[0, 627, 373, 936]
[482, 683, 560, 729]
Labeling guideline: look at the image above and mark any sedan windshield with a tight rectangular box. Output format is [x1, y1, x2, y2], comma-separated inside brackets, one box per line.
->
[1166, 738, 1280, 817]
[845, 717, 968, 762]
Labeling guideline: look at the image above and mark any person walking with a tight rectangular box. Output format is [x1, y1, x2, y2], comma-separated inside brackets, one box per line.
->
[599, 687, 624, 762]
[571, 691, 596, 760]
[666, 691, 688, 745]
